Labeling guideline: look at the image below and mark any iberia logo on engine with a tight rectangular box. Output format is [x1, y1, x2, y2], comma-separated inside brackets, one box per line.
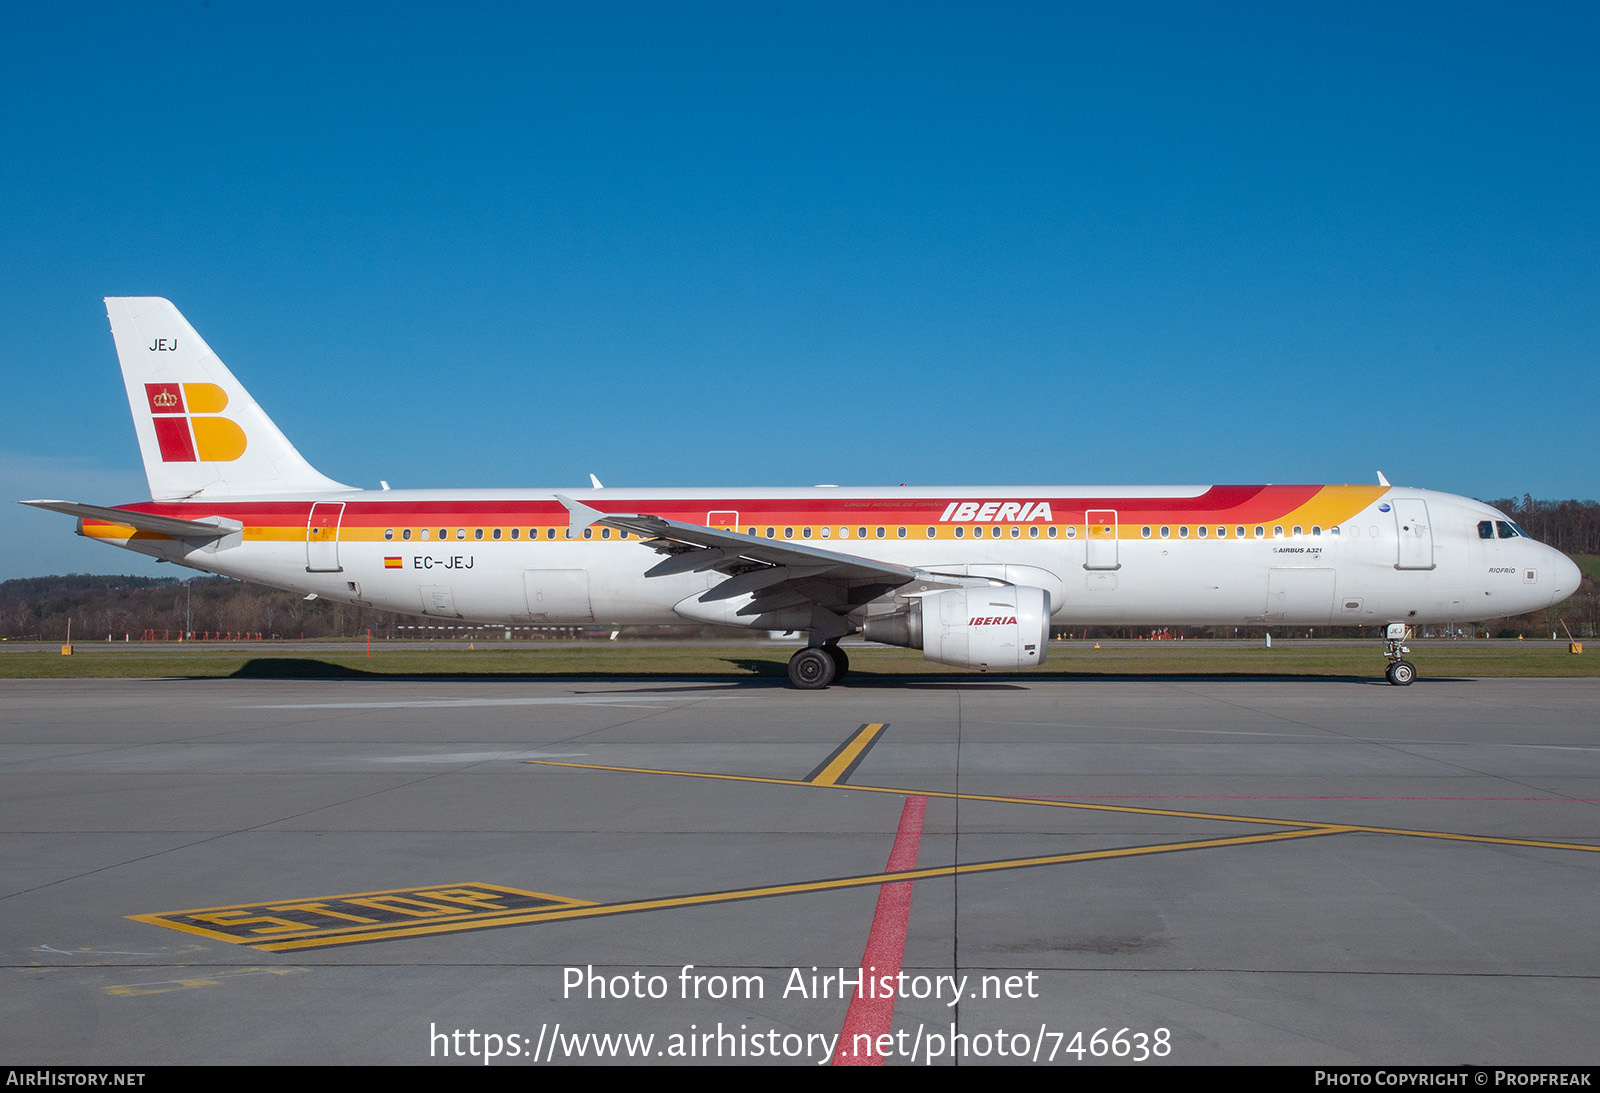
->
[970, 616, 1020, 625]
[145, 383, 247, 462]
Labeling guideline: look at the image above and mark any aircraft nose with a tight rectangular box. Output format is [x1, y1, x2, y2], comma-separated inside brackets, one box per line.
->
[1546, 548, 1583, 605]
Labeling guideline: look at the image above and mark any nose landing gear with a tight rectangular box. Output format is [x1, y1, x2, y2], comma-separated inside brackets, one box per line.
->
[1383, 623, 1416, 686]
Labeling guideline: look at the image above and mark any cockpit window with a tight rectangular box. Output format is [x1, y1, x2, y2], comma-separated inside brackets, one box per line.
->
[1478, 521, 1495, 540]
[1496, 520, 1520, 539]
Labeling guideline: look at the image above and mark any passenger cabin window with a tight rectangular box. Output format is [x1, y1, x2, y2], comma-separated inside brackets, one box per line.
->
[474, 528, 484, 540]
[1178, 526, 1189, 539]
[1141, 526, 1151, 538]
[1254, 526, 1264, 538]
[402, 529, 412, 541]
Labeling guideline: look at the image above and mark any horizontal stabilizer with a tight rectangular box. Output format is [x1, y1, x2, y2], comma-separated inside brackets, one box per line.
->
[19, 499, 236, 540]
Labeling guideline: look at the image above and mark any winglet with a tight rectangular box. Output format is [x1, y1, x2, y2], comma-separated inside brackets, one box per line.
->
[1377, 471, 1391, 487]
[553, 493, 604, 531]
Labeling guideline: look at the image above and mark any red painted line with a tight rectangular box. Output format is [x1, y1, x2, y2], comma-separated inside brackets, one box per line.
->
[832, 795, 927, 1066]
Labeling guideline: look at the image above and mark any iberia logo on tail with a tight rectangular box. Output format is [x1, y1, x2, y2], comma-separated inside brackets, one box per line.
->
[144, 383, 248, 462]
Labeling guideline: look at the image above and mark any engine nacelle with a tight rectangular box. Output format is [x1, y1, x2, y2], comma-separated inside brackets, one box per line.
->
[864, 585, 1050, 670]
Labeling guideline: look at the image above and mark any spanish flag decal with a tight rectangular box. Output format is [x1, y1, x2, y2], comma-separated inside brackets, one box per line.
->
[384, 557, 403, 569]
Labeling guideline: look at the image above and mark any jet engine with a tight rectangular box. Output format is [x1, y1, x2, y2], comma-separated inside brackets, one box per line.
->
[863, 585, 1050, 669]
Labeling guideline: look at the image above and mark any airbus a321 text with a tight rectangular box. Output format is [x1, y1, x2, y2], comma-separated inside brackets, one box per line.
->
[23, 298, 1582, 688]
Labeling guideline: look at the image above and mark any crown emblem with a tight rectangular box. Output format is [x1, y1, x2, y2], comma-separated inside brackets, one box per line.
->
[152, 390, 179, 409]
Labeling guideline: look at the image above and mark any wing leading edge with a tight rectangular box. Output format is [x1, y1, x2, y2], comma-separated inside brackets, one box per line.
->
[553, 494, 993, 637]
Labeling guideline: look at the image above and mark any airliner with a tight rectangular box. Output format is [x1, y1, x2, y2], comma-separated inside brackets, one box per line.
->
[22, 298, 1582, 688]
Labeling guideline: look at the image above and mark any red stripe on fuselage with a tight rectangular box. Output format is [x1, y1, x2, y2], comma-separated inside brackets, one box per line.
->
[104, 485, 1326, 530]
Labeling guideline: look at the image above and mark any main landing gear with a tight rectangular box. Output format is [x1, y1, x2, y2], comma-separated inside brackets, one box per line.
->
[787, 644, 849, 690]
[1383, 623, 1417, 686]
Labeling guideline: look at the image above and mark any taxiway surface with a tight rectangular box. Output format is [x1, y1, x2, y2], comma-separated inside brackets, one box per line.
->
[4, 674, 1598, 1065]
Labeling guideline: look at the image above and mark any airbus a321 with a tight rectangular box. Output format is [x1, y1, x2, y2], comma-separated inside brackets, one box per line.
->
[22, 298, 1582, 688]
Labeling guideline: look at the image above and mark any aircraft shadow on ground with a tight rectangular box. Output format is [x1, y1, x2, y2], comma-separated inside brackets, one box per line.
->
[199, 657, 1466, 688]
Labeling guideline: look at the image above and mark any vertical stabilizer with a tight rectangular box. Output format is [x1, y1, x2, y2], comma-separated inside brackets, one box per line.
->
[106, 297, 351, 499]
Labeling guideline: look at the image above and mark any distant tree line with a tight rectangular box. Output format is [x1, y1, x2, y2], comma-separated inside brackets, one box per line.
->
[1486, 497, 1600, 556]
[0, 575, 415, 643]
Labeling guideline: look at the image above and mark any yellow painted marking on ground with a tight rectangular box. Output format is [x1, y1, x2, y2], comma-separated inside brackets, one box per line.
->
[1310, 824, 1600, 853]
[528, 760, 1600, 854]
[809, 722, 887, 785]
[250, 828, 1336, 951]
[103, 966, 305, 997]
[529, 759, 1333, 828]
[131, 882, 593, 946]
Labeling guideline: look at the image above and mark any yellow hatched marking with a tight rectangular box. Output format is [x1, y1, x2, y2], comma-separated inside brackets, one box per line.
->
[131, 883, 592, 947]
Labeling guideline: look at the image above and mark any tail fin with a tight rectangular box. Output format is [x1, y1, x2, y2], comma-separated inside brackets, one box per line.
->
[106, 297, 351, 499]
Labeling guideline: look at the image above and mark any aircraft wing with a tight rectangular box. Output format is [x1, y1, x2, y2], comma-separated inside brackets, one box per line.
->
[554, 494, 986, 635]
[19, 500, 238, 541]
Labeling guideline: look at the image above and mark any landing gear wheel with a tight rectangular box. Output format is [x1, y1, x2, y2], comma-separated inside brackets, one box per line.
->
[824, 644, 850, 682]
[788, 647, 837, 690]
[1388, 659, 1416, 686]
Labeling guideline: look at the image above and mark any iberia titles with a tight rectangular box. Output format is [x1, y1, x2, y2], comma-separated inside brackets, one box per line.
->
[937, 501, 1054, 523]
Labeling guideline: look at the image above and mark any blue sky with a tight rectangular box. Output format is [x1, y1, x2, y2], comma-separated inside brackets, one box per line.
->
[3, 2, 1597, 578]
